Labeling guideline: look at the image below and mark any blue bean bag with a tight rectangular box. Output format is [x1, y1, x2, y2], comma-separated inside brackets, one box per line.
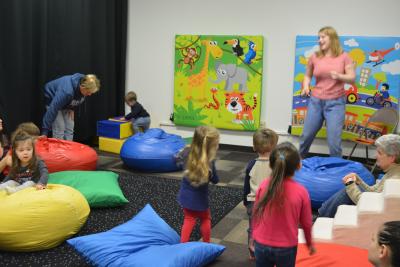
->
[120, 128, 186, 172]
[294, 157, 375, 208]
[68, 204, 225, 267]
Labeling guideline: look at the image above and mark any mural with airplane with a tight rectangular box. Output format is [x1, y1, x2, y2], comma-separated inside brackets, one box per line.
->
[292, 36, 400, 141]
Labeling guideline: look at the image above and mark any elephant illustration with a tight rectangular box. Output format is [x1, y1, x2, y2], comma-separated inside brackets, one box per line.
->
[211, 62, 248, 92]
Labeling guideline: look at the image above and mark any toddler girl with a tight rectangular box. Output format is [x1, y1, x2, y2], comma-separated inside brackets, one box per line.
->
[0, 131, 48, 194]
[177, 125, 220, 243]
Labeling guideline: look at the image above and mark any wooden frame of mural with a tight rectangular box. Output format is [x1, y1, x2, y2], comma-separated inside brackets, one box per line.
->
[173, 35, 263, 131]
[292, 36, 400, 140]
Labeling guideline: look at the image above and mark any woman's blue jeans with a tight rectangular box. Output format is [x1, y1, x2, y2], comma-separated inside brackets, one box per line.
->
[318, 187, 355, 218]
[299, 96, 346, 158]
[254, 241, 297, 267]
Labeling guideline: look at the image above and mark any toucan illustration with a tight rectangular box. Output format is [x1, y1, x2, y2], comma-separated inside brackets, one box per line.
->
[224, 39, 244, 57]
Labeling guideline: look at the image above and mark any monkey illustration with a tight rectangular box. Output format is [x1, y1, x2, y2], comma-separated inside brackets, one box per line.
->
[178, 46, 201, 71]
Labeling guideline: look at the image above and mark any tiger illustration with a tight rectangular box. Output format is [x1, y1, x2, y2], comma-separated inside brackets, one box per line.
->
[225, 92, 257, 123]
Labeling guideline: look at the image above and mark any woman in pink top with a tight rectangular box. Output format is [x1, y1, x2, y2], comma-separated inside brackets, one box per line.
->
[300, 26, 355, 158]
[252, 142, 315, 267]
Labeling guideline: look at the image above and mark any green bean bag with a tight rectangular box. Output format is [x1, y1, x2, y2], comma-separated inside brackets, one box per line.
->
[49, 171, 128, 207]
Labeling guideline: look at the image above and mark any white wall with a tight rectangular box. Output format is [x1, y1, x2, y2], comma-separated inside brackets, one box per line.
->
[126, 0, 400, 157]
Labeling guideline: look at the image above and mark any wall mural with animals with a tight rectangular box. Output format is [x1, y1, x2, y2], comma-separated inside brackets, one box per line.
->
[173, 35, 263, 131]
[292, 35, 400, 141]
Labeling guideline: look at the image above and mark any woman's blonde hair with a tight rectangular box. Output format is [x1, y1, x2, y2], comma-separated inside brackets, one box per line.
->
[186, 126, 219, 186]
[81, 74, 100, 93]
[316, 26, 343, 58]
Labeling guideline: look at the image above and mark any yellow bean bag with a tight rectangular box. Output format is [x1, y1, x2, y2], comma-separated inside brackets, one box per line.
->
[0, 184, 90, 252]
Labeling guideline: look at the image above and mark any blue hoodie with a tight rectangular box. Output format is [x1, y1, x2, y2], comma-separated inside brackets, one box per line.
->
[177, 160, 219, 211]
[41, 73, 85, 135]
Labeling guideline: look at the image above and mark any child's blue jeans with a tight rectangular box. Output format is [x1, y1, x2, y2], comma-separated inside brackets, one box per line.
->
[246, 202, 255, 255]
[131, 117, 151, 133]
[254, 241, 297, 267]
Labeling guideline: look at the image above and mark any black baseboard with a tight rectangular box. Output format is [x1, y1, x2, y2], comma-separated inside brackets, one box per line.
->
[219, 144, 254, 153]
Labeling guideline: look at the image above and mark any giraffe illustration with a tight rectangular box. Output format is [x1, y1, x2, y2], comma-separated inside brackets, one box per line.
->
[187, 40, 223, 101]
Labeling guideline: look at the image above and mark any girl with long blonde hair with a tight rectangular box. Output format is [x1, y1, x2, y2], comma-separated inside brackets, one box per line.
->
[177, 125, 220, 243]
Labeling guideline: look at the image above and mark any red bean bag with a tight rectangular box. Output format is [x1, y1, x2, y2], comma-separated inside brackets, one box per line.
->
[36, 137, 97, 173]
[296, 242, 372, 267]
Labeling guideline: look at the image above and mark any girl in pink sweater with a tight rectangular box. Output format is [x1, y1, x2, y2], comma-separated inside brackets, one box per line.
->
[252, 142, 315, 267]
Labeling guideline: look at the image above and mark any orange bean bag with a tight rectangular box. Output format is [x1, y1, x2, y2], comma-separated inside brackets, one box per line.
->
[36, 137, 97, 173]
[296, 242, 372, 267]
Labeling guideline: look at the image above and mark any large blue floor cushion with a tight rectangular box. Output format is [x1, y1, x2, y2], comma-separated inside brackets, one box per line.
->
[294, 157, 375, 208]
[68, 204, 225, 267]
[120, 128, 186, 172]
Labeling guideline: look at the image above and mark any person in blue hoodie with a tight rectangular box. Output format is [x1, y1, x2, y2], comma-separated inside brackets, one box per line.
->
[41, 73, 100, 140]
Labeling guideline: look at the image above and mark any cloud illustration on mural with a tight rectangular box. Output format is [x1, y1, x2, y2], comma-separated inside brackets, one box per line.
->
[344, 38, 359, 47]
[381, 60, 400, 75]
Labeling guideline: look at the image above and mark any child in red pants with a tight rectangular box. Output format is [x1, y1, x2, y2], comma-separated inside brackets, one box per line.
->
[177, 126, 220, 242]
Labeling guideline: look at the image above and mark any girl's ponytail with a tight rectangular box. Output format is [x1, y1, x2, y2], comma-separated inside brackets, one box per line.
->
[273, 152, 286, 183]
[186, 126, 219, 186]
[200, 135, 208, 165]
[254, 142, 300, 217]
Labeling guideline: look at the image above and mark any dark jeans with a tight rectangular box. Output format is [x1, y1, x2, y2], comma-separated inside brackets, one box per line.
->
[246, 202, 254, 254]
[318, 188, 355, 218]
[254, 241, 297, 267]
